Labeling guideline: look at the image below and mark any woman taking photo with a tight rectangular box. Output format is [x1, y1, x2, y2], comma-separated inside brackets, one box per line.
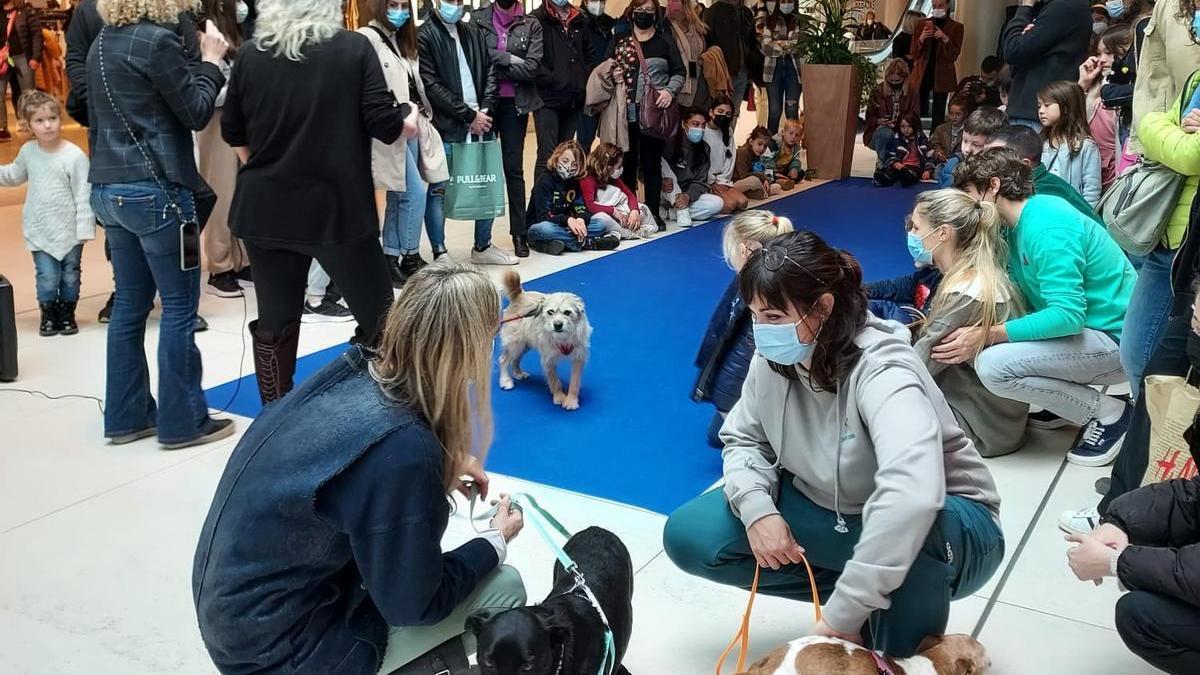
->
[664, 230, 1003, 657]
[612, 0, 685, 232]
[362, 0, 451, 283]
[194, 262, 527, 675]
[907, 189, 1029, 458]
[88, 0, 233, 448]
[757, 0, 800, 134]
[222, 0, 417, 404]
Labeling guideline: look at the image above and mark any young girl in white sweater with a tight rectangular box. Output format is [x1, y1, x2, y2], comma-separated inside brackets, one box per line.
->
[0, 92, 94, 337]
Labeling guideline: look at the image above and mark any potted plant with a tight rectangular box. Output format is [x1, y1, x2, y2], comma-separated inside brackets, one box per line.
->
[793, 0, 879, 180]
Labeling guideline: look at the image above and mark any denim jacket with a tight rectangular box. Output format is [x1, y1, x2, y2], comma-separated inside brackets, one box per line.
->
[85, 21, 223, 191]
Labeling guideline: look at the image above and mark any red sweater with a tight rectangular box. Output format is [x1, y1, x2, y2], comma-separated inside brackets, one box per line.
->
[580, 175, 640, 217]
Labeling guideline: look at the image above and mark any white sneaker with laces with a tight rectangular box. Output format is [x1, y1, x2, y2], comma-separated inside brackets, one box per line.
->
[1058, 507, 1101, 535]
[676, 207, 693, 228]
[470, 245, 518, 266]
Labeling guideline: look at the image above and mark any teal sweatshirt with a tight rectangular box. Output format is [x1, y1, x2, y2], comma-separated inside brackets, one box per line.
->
[1003, 195, 1137, 343]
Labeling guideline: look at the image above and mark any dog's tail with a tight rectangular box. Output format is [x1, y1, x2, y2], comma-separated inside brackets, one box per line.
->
[501, 270, 523, 301]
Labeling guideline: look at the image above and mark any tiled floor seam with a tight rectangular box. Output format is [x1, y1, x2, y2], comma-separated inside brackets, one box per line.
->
[988, 598, 1120, 634]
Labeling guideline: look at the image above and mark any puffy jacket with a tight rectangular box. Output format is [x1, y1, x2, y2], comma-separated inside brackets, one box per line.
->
[532, 5, 591, 109]
[418, 16, 498, 144]
[471, 5, 544, 116]
[1137, 71, 1200, 251]
[1103, 474, 1200, 610]
[883, 132, 931, 171]
[692, 278, 754, 413]
[867, 267, 944, 322]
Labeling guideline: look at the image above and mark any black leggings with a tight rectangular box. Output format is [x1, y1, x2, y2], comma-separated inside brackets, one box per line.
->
[874, 166, 920, 187]
[622, 123, 666, 225]
[243, 237, 393, 344]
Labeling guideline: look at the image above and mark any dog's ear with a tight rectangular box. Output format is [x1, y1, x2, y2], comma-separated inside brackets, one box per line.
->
[531, 605, 571, 646]
[953, 657, 979, 675]
[917, 635, 945, 653]
[465, 608, 501, 636]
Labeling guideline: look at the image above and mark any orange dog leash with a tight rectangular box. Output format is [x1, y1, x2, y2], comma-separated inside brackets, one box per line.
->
[716, 555, 824, 675]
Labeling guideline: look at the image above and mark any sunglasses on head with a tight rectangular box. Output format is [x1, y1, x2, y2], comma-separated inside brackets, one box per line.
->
[750, 245, 825, 285]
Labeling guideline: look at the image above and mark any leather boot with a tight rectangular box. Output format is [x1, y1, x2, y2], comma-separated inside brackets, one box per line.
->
[512, 235, 530, 258]
[250, 320, 301, 405]
[58, 301, 79, 335]
[386, 636, 472, 675]
[400, 253, 428, 277]
[385, 255, 407, 289]
[39, 302, 59, 336]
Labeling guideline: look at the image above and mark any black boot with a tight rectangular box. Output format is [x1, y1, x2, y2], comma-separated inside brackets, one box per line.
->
[512, 235, 530, 258]
[39, 302, 59, 336]
[400, 253, 428, 277]
[250, 320, 301, 405]
[58, 300, 79, 335]
[385, 255, 407, 289]
[387, 636, 472, 675]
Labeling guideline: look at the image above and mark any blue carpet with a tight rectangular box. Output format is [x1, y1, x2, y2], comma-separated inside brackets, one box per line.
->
[205, 179, 926, 514]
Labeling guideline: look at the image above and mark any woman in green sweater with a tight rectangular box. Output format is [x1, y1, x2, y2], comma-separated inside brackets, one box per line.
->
[945, 147, 1137, 468]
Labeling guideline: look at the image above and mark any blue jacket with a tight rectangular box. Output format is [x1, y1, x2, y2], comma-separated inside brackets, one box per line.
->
[693, 278, 756, 413]
[193, 347, 498, 674]
[867, 266, 944, 324]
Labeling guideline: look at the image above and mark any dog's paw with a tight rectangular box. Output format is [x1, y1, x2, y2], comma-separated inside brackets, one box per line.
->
[562, 396, 580, 411]
[513, 369, 530, 381]
[552, 391, 567, 405]
[499, 379, 515, 391]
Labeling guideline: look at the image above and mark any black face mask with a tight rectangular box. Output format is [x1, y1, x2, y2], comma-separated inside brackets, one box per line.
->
[713, 114, 732, 129]
[496, 0, 517, 8]
[632, 10, 657, 29]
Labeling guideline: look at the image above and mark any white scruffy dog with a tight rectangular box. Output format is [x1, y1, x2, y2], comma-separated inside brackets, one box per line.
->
[498, 270, 592, 411]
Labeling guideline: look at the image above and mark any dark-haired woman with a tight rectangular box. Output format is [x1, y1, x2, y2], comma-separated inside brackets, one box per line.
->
[756, 0, 801, 134]
[662, 107, 724, 224]
[611, 0, 685, 231]
[664, 231, 1003, 657]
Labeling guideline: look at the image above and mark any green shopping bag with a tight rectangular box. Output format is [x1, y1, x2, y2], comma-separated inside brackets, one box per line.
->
[444, 135, 506, 221]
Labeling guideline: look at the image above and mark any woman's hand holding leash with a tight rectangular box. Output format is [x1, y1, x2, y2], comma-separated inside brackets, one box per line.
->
[490, 495, 525, 542]
[456, 456, 489, 500]
[747, 514, 806, 571]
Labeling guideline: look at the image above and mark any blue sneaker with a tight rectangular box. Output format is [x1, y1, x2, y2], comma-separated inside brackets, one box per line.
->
[1067, 402, 1132, 467]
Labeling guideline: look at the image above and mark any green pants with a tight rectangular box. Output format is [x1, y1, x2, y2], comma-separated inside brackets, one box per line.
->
[663, 485, 1004, 657]
[378, 565, 527, 671]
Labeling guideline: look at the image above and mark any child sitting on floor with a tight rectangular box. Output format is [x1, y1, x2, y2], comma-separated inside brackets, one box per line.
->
[931, 97, 968, 167]
[702, 95, 751, 214]
[525, 140, 621, 255]
[581, 142, 658, 240]
[662, 108, 727, 227]
[0, 91, 94, 337]
[733, 126, 792, 198]
[873, 113, 931, 187]
[768, 117, 805, 185]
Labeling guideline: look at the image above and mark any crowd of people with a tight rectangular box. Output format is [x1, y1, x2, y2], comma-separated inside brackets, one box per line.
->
[5, 0, 1200, 673]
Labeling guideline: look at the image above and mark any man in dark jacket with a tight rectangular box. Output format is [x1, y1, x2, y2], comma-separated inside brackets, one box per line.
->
[703, 0, 756, 120]
[531, 0, 591, 182]
[0, 0, 43, 140]
[578, 0, 615, 152]
[1000, 0, 1092, 128]
[1066, 470, 1200, 673]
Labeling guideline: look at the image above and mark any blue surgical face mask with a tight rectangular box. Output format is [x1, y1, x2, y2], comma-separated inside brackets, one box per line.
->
[1106, 0, 1126, 20]
[387, 7, 411, 29]
[906, 231, 934, 265]
[552, 0, 570, 7]
[686, 127, 704, 143]
[1193, 10, 1200, 41]
[439, 1, 465, 24]
[236, 1, 249, 24]
[753, 311, 819, 366]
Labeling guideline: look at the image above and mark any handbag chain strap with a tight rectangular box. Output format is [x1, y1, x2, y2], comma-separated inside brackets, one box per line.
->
[97, 27, 187, 223]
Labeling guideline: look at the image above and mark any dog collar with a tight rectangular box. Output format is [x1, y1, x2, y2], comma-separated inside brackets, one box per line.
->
[870, 651, 896, 675]
[558, 344, 575, 356]
[551, 643, 566, 675]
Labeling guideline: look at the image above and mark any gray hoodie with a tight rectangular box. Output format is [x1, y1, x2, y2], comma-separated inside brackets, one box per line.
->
[720, 314, 1001, 634]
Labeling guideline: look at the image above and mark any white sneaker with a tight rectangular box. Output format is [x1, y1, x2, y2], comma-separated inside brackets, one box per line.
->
[1058, 507, 1101, 535]
[470, 245, 518, 266]
[676, 207, 693, 228]
[637, 223, 658, 238]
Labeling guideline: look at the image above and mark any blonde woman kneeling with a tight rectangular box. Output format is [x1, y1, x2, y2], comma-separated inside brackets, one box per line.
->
[193, 262, 527, 675]
[906, 189, 1029, 458]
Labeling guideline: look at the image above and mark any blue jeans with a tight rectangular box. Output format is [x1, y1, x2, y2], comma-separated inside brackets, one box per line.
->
[527, 219, 605, 252]
[31, 244, 83, 304]
[92, 181, 210, 443]
[664, 486, 1004, 657]
[767, 57, 800, 135]
[382, 137, 436, 256]
[869, 127, 894, 163]
[1121, 245, 1176, 400]
[428, 140, 493, 251]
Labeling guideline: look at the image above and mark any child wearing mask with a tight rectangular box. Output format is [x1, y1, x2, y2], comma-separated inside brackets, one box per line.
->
[1038, 80, 1102, 207]
[874, 113, 931, 187]
[581, 142, 659, 239]
[733, 126, 791, 198]
[525, 141, 621, 255]
[703, 95, 752, 213]
[662, 108, 726, 226]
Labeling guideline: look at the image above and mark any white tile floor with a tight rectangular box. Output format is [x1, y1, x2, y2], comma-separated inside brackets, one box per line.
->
[0, 115, 1160, 674]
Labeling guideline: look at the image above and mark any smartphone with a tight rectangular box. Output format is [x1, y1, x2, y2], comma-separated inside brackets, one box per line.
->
[180, 219, 201, 271]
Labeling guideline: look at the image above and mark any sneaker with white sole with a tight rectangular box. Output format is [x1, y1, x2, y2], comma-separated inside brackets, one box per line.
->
[470, 245, 518, 266]
[1058, 507, 1101, 535]
[636, 223, 658, 238]
[1028, 408, 1074, 430]
[205, 271, 244, 298]
[1067, 402, 1132, 467]
[302, 297, 354, 323]
[676, 207, 693, 228]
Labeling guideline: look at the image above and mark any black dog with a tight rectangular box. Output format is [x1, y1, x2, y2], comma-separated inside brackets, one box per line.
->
[469, 527, 634, 675]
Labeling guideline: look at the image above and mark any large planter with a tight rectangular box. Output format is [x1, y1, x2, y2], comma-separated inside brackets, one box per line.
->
[800, 63, 861, 180]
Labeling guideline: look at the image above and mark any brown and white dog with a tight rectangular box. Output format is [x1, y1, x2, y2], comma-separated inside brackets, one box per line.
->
[737, 635, 990, 675]
[498, 270, 592, 410]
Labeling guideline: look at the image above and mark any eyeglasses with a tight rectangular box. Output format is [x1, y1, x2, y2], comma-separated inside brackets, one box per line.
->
[753, 245, 825, 285]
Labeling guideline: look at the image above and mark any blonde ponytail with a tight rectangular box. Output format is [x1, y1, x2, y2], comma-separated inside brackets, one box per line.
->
[917, 190, 1023, 356]
[722, 209, 796, 270]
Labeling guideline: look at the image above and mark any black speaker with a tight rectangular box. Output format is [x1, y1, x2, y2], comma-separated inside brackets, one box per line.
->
[0, 275, 17, 381]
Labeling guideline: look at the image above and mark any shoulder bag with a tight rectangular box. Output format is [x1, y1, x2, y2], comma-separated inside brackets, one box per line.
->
[631, 36, 680, 141]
